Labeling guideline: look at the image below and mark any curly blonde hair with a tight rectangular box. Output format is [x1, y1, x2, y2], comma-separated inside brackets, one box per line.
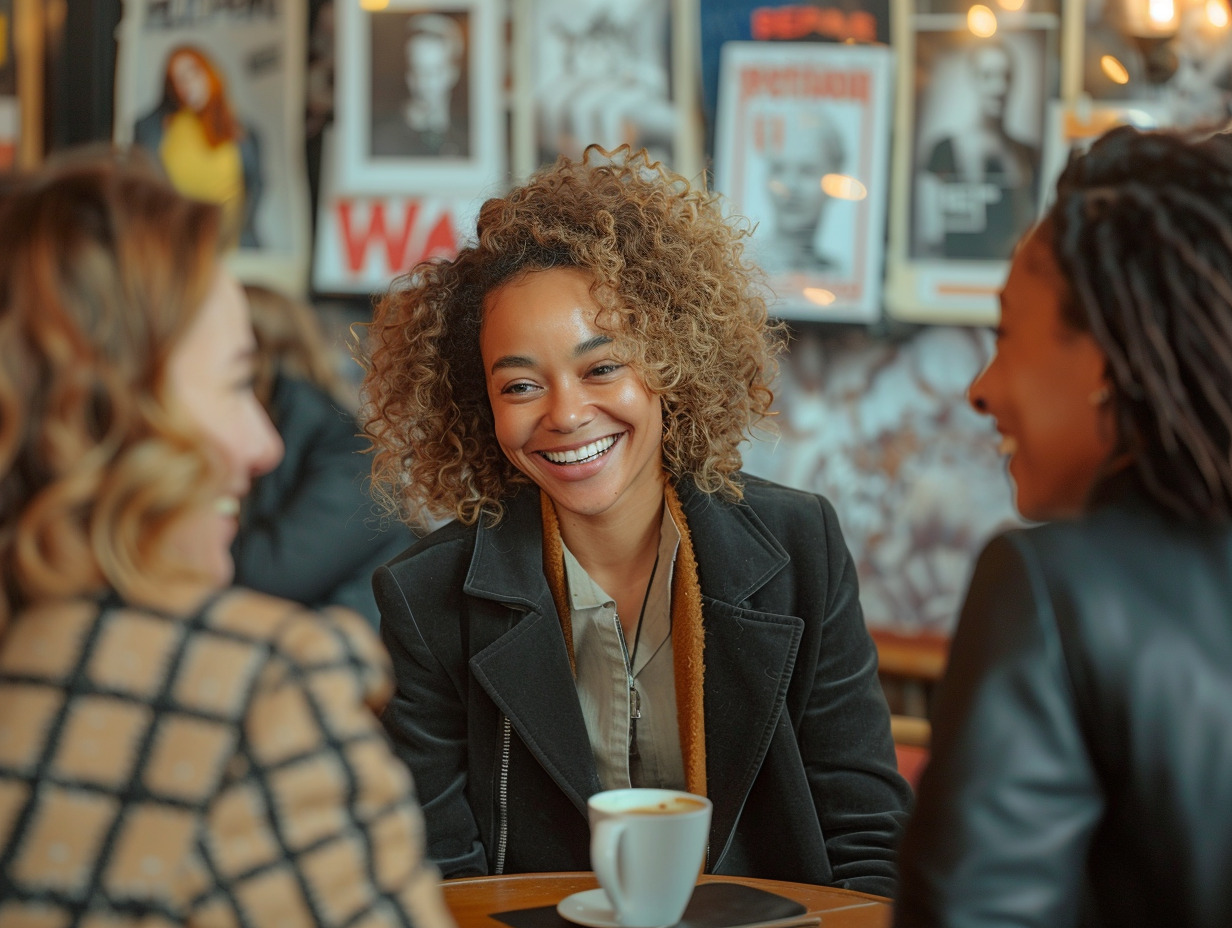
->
[0, 150, 224, 628]
[361, 145, 785, 528]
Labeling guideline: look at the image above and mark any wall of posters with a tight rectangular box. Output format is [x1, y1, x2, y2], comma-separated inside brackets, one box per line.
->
[714, 41, 894, 323]
[113, 0, 311, 293]
[335, 0, 504, 194]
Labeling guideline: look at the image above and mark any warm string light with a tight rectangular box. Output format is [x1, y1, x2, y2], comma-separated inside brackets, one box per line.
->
[821, 174, 867, 201]
[1101, 54, 1132, 83]
[967, 4, 999, 37]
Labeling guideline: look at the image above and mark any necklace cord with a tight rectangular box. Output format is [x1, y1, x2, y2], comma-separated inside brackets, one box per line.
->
[629, 548, 661, 672]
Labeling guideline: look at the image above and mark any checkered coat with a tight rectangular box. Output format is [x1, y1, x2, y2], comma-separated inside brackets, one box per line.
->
[0, 588, 454, 927]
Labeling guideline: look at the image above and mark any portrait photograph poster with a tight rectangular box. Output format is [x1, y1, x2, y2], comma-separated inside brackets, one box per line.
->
[511, 0, 701, 181]
[335, 0, 504, 195]
[113, 0, 311, 293]
[713, 41, 894, 324]
[885, 6, 1059, 324]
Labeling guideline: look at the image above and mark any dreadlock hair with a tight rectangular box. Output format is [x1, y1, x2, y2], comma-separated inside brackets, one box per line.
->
[1049, 124, 1232, 522]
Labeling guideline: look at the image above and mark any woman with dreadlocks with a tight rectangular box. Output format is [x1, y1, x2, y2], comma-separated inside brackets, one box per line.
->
[894, 125, 1232, 927]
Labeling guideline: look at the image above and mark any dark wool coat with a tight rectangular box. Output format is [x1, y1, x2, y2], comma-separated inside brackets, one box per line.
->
[375, 474, 911, 898]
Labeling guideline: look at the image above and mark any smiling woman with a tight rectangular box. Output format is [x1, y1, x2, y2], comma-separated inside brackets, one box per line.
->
[359, 145, 911, 892]
[895, 126, 1232, 928]
[0, 150, 452, 927]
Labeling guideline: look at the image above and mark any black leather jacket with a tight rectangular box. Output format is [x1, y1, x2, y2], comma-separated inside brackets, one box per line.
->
[375, 475, 910, 897]
[895, 475, 1232, 927]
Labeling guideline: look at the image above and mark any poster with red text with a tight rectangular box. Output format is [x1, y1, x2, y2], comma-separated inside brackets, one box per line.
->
[311, 127, 481, 296]
[714, 41, 894, 323]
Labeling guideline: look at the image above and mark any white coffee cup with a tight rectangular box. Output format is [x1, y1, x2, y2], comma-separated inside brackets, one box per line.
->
[588, 788, 712, 928]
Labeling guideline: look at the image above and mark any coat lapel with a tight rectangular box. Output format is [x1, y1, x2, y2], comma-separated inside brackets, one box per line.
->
[462, 490, 602, 812]
[679, 482, 804, 860]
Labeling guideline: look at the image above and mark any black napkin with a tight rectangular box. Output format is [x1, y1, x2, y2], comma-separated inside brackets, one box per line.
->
[494, 881, 808, 928]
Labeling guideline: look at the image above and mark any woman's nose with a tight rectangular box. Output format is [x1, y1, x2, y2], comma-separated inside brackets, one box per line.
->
[967, 360, 994, 415]
[546, 386, 593, 432]
[251, 407, 284, 477]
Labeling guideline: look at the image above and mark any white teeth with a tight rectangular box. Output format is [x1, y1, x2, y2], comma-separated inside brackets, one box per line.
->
[998, 436, 1018, 456]
[215, 497, 240, 517]
[541, 435, 617, 465]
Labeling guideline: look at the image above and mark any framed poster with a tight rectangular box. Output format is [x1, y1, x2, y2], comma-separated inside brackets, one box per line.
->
[713, 41, 894, 323]
[511, 0, 701, 180]
[335, 0, 504, 194]
[113, 0, 312, 293]
[885, 5, 1060, 324]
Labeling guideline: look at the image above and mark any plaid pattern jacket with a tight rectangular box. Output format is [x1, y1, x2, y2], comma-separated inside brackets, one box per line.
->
[0, 588, 454, 928]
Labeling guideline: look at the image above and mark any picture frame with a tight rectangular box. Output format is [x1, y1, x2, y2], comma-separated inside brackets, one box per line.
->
[713, 41, 895, 323]
[510, 0, 701, 181]
[885, 4, 1060, 325]
[335, 0, 504, 195]
[113, 0, 312, 293]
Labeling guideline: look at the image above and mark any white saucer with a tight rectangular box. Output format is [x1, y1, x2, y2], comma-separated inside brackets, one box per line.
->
[557, 888, 621, 928]
[556, 888, 677, 928]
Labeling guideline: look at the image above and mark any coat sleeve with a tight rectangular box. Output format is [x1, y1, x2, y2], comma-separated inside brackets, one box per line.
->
[893, 532, 1103, 928]
[196, 603, 455, 928]
[798, 495, 913, 898]
[374, 562, 490, 878]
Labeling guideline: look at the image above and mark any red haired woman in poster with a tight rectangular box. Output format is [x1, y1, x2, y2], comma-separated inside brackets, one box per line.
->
[134, 44, 263, 249]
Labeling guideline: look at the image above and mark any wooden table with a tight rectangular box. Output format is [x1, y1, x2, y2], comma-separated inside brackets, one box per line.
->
[442, 871, 892, 928]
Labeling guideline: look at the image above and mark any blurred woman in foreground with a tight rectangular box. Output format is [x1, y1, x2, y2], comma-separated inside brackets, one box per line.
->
[0, 152, 451, 927]
[895, 125, 1232, 926]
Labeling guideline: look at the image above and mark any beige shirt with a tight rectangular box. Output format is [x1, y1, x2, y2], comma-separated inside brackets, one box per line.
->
[564, 507, 685, 791]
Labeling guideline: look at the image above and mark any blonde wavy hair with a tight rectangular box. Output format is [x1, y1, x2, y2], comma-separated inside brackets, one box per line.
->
[0, 150, 224, 628]
[360, 145, 785, 528]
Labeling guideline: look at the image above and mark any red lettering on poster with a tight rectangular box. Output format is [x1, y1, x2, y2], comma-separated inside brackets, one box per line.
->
[336, 200, 421, 273]
[750, 6, 877, 43]
[334, 200, 462, 274]
[740, 66, 870, 102]
[420, 211, 459, 263]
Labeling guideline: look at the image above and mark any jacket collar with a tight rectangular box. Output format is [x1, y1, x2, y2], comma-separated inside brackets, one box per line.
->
[463, 478, 791, 611]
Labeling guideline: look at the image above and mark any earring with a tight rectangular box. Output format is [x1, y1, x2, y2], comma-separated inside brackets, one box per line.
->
[1089, 385, 1112, 406]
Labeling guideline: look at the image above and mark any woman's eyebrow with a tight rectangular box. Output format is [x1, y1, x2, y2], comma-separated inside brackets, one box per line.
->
[489, 334, 614, 373]
[574, 334, 613, 357]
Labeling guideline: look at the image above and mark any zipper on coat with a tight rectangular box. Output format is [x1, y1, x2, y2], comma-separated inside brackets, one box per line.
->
[494, 714, 512, 874]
